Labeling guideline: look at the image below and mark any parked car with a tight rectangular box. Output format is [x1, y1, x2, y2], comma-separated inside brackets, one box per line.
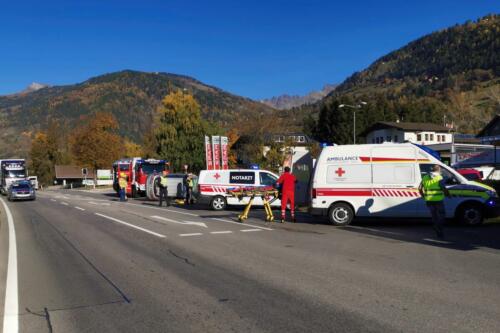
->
[8, 180, 36, 201]
[456, 168, 483, 181]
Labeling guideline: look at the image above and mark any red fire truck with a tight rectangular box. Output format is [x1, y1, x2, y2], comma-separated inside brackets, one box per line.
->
[113, 157, 168, 197]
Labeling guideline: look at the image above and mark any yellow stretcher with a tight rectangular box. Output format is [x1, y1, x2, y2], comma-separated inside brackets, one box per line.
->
[227, 188, 280, 222]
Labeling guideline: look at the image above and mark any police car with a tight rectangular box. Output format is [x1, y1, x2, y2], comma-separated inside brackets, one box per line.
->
[197, 169, 281, 210]
[310, 143, 499, 226]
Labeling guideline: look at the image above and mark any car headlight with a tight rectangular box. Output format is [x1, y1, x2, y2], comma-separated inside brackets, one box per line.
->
[486, 190, 498, 198]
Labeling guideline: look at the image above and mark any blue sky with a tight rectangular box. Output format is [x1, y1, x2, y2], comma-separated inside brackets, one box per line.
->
[1, 1, 498, 99]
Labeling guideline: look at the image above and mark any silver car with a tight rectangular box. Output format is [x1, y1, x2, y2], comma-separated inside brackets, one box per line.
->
[7, 181, 36, 201]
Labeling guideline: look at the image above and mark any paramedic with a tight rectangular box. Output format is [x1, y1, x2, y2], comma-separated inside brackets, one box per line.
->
[277, 166, 297, 223]
[118, 173, 127, 202]
[159, 170, 170, 207]
[419, 165, 450, 239]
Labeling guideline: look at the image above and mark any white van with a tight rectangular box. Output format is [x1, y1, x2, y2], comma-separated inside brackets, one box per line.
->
[197, 169, 281, 210]
[310, 143, 499, 226]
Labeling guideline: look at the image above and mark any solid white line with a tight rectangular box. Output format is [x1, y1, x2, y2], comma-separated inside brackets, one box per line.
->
[60, 202, 69, 206]
[50, 199, 56, 202]
[150, 216, 208, 228]
[94, 213, 166, 238]
[240, 229, 262, 232]
[74, 206, 85, 211]
[1, 198, 19, 333]
[210, 231, 233, 234]
[124, 202, 200, 217]
[179, 233, 203, 237]
[211, 218, 273, 231]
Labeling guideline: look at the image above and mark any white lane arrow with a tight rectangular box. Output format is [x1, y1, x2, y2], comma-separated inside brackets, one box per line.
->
[151, 215, 208, 228]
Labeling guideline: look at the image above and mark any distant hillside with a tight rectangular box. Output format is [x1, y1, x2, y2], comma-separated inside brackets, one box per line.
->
[261, 84, 336, 110]
[300, 14, 500, 144]
[0, 70, 276, 158]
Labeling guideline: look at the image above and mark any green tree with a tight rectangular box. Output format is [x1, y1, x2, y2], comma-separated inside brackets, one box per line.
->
[154, 90, 219, 172]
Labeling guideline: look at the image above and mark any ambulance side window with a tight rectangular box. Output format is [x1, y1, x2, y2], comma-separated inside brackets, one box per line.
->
[260, 172, 277, 186]
[373, 164, 414, 184]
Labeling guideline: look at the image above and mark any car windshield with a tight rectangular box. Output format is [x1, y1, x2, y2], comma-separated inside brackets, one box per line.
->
[13, 184, 30, 189]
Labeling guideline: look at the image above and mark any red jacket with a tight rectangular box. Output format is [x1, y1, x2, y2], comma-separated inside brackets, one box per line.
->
[277, 172, 296, 193]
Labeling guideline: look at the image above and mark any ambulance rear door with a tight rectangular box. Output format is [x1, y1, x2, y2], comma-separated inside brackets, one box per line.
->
[369, 146, 421, 217]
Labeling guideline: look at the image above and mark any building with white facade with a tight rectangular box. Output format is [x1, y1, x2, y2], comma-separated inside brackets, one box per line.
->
[361, 122, 453, 145]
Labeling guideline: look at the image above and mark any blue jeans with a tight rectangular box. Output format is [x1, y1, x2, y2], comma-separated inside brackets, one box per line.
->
[120, 188, 126, 201]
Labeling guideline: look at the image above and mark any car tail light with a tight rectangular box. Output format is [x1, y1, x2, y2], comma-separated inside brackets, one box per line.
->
[312, 188, 317, 199]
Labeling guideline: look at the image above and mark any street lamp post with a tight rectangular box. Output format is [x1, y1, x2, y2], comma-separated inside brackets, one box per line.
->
[339, 101, 367, 144]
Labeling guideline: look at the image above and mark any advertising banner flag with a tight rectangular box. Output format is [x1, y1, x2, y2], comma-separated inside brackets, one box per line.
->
[221, 136, 229, 170]
[212, 136, 221, 170]
[205, 136, 214, 170]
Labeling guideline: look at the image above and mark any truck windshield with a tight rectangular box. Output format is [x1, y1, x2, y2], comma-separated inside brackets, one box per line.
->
[140, 163, 165, 175]
[5, 170, 26, 178]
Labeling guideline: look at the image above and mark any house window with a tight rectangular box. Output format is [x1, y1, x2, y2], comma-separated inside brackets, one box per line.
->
[372, 138, 375, 143]
[394, 135, 398, 142]
[437, 135, 441, 142]
[386, 136, 391, 142]
[298, 136, 305, 143]
[425, 134, 429, 141]
[430, 134, 434, 141]
[417, 134, 422, 141]
[442, 135, 446, 142]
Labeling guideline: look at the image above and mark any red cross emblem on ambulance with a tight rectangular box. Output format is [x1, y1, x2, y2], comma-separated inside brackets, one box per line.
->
[335, 167, 346, 177]
[214, 173, 221, 180]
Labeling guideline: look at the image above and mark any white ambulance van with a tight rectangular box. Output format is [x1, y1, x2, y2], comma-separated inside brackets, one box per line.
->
[197, 169, 281, 210]
[310, 143, 499, 226]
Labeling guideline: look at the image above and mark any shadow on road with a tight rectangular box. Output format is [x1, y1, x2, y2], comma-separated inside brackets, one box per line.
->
[341, 219, 500, 252]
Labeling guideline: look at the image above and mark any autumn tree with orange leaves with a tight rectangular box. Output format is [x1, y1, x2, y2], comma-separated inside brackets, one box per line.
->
[70, 112, 124, 171]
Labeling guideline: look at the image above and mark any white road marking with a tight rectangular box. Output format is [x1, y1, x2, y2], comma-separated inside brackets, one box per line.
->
[74, 206, 85, 211]
[240, 229, 262, 232]
[123, 202, 200, 217]
[88, 201, 110, 206]
[210, 231, 233, 234]
[347, 225, 401, 235]
[1, 198, 19, 333]
[211, 218, 273, 231]
[94, 213, 166, 238]
[50, 199, 56, 202]
[179, 233, 203, 237]
[150, 215, 208, 228]
[423, 238, 450, 244]
[60, 202, 69, 206]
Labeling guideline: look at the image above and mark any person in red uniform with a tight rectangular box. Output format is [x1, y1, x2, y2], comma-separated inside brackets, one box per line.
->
[277, 166, 297, 223]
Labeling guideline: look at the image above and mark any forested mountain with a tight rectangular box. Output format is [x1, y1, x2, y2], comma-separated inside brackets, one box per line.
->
[301, 14, 500, 144]
[261, 84, 337, 110]
[0, 70, 276, 158]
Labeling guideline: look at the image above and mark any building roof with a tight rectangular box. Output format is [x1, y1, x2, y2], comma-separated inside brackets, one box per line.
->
[477, 114, 500, 138]
[55, 165, 95, 179]
[360, 121, 452, 136]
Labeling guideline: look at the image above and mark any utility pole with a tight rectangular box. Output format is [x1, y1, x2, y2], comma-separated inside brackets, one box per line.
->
[339, 101, 367, 144]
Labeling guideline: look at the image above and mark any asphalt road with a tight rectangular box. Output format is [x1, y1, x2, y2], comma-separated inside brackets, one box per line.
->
[1, 189, 500, 332]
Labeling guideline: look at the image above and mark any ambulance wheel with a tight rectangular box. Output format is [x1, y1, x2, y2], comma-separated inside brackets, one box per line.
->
[456, 202, 483, 226]
[211, 196, 226, 211]
[328, 203, 354, 226]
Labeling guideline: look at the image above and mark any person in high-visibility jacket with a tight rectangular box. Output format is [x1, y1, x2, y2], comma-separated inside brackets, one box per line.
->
[277, 166, 297, 223]
[118, 172, 127, 202]
[158, 170, 170, 207]
[419, 165, 450, 239]
[185, 174, 194, 205]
